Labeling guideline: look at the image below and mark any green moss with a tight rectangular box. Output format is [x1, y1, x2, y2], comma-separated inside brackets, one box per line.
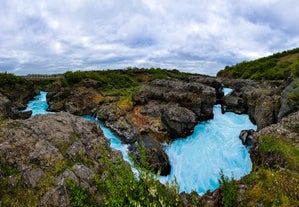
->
[0, 159, 19, 176]
[257, 135, 299, 170]
[240, 169, 299, 206]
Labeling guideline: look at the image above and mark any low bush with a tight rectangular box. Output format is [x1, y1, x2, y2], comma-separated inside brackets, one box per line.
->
[218, 170, 238, 207]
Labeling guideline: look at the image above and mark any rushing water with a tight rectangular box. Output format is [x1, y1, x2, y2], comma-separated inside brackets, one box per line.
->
[24, 89, 256, 194]
[159, 104, 256, 194]
[21, 91, 52, 116]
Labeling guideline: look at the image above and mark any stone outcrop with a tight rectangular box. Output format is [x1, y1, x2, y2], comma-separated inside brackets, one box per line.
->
[95, 79, 218, 175]
[220, 79, 286, 130]
[161, 104, 197, 138]
[131, 136, 171, 175]
[0, 92, 33, 119]
[0, 82, 38, 110]
[0, 112, 123, 206]
[250, 111, 299, 169]
[97, 103, 138, 143]
[189, 75, 224, 101]
[133, 79, 216, 121]
[239, 129, 255, 146]
[278, 80, 298, 121]
[47, 86, 101, 116]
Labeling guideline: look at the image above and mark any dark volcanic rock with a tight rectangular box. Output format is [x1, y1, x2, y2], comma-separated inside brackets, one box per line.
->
[278, 80, 297, 121]
[39, 185, 69, 207]
[47, 86, 100, 116]
[97, 104, 138, 143]
[220, 79, 287, 130]
[0, 92, 32, 119]
[221, 90, 248, 114]
[254, 94, 280, 130]
[189, 75, 224, 101]
[239, 129, 255, 146]
[0, 92, 11, 118]
[8, 107, 32, 119]
[133, 136, 171, 176]
[250, 111, 299, 170]
[0, 112, 125, 206]
[22, 168, 44, 188]
[161, 104, 197, 138]
[133, 79, 216, 121]
[0, 82, 38, 111]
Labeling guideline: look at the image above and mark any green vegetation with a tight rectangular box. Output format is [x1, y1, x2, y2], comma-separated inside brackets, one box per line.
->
[63, 68, 193, 111]
[241, 169, 299, 206]
[239, 133, 299, 206]
[218, 170, 238, 207]
[288, 79, 299, 110]
[66, 178, 96, 207]
[0, 72, 24, 86]
[66, 146, 183, 207]
[64, 68, 191, 88]
[217, 48, 299, 80]
[0, 158, 19, 176]
[256, 135, 299, 171]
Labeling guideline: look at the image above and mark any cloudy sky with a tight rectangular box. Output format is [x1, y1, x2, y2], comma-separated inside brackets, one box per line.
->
[0, 0, 299, 76]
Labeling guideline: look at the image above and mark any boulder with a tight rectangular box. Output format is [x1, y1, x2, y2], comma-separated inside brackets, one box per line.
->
[189, 75, 224, 101]
[221, 92, 247, 114]
[239, 129, 255, 146]
[22, 168, 44, 188]
[254, 95, 280, 130]
[39, 185, 69, 207]
[97, 104, 138, 143]
[72, 164, 94, 189]
[132, 136, 171, 176]
[161, 104, 197, 138]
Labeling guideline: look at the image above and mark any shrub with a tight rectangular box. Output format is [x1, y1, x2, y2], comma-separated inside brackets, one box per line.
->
[95, 147, 182, 206]
[0, 72, 24, 86]
[217, 47, 299, 80]
[66, 178, 95, 207]
[218, 170, 238, 207]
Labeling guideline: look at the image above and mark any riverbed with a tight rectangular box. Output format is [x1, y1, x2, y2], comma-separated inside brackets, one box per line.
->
[23, 90, 256, 194]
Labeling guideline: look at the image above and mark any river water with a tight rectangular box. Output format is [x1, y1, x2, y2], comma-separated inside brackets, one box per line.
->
[23, 89, 256, 194]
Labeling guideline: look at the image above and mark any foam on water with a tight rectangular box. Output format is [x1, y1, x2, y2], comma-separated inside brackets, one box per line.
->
[159, 105, 256, 194]
[81, 116, 133, 165]
[25, 89, 256, 194]
[21, 91, 52, 116]
[223, 88, 233, 96]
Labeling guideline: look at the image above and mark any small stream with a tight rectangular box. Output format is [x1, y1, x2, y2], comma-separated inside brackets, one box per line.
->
[23, 89, 256, 194]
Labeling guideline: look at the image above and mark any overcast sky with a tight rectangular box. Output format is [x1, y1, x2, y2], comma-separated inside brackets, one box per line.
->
[0, 0, 298, 76]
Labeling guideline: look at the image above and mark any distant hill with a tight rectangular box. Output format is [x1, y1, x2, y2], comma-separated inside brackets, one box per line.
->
[217, 48, 299, 80]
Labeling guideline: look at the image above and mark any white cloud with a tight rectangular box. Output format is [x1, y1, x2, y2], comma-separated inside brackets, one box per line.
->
[0, 0, 298, 76]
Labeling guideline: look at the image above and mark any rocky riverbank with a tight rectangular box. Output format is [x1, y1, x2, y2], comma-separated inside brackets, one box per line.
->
[0, 68, 298, 206]
[0, 112, 123, 206]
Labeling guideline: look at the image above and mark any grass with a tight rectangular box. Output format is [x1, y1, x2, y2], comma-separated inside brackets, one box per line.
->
[217, 47, 299, 80]
[241, 169, 299, 206]
[257, 135, 299, 170]
[239, 131, 299, 206]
